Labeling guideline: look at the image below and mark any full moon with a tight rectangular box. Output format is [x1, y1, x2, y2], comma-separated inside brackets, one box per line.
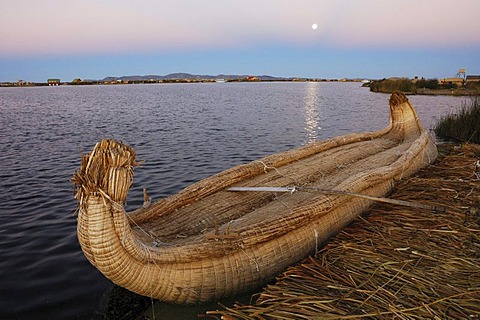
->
[312, 23, 318, 30]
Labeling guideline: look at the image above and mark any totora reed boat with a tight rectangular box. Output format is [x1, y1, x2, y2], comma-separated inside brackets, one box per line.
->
[72, 91, 438, 304]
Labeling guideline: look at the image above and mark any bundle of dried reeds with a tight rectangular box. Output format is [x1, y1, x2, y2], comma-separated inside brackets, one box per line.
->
[72, 139, 139, 211]
[207, 144, 480, 319]
[71, 93, 442, 304]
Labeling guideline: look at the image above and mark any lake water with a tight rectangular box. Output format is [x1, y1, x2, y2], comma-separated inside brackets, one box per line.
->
[0, 82, 466, 319]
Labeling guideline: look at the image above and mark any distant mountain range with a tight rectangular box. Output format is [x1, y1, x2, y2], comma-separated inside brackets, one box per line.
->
[101, 73, 288, 81]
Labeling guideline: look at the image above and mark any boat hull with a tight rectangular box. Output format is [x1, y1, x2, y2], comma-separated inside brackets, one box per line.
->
[73, 92, 438, 303]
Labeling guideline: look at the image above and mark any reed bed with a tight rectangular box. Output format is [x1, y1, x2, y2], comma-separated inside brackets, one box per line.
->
[434, 95, 480, 144]
[206, 144, 480, 319]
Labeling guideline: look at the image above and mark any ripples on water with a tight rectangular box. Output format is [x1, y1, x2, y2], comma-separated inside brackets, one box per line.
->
[0, 82, 465, 319]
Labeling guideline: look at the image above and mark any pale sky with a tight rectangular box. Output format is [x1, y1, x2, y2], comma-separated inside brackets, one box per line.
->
[1, 0, 479, 82]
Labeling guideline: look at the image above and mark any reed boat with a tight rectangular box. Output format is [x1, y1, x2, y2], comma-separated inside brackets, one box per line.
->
[72, 91, 438, 304]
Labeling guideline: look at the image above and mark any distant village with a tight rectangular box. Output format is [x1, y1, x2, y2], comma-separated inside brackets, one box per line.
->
[2, 69, 479, 95]
[1, 75, 366, 87]
[422, 68, 479, 88]
[367, 69, 480, 95]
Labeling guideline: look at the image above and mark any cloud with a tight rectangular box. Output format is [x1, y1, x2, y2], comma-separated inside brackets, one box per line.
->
[1, 0, 479, 58]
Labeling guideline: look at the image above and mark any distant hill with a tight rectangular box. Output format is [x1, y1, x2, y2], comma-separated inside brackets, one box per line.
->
[101, 73, 288, 82]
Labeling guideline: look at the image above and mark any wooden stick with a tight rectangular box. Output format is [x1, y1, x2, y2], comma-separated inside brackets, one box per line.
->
[227, 186, 446, 212]
[299, 186, 447, 212]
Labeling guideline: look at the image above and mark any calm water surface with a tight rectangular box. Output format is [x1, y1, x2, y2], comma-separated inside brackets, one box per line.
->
[0, 82, 466, 319]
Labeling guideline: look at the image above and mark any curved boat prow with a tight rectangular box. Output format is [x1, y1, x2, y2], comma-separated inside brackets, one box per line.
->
[387, 91, 423, 141]
[72, 140, 139, 264]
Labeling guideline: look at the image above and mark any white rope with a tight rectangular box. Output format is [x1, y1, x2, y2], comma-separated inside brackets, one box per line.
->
[255, 160, 299, 185]
[256, 160, 281, 175]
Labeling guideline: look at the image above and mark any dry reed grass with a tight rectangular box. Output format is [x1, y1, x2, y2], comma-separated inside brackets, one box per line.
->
[206, 144, 480, 319]
[72, 139, 139, 211]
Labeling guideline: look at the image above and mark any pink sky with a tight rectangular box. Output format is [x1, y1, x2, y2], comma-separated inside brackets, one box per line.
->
[2, 0, 479, 57]
[1, 0, 479, 81]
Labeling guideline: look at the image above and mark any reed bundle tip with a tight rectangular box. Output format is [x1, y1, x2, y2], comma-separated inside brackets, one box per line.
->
[72, 139, 139, 211]
[389, 90, 409, 107]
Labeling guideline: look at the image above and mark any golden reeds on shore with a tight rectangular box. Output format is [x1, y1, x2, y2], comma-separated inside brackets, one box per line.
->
[206, 144, 480, 319]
